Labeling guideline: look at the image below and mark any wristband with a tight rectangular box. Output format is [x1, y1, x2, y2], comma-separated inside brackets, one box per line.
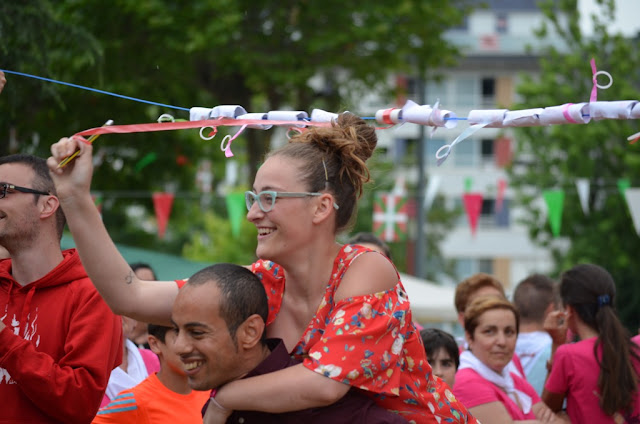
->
[209, 389, 230, 412]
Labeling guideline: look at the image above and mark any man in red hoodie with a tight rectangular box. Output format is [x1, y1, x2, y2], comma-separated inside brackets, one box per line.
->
[0, 154, 123, 423]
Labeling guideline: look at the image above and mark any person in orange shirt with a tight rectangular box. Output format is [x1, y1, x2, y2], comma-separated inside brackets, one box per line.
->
[93, 324, 209, 424]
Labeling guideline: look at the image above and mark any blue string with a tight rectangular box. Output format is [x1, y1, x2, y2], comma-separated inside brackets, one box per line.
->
[0, 69, 190, 112]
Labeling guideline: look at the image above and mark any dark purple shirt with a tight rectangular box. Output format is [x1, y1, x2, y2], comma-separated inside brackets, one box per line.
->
[205, 338, 408, 424]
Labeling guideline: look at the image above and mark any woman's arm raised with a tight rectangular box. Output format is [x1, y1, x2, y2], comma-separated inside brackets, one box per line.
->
[48, 137, 178, 325]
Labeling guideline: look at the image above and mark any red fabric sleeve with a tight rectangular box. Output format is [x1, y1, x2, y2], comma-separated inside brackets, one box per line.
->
[0, 285, 123, 423]
[251, 260, 285, 326]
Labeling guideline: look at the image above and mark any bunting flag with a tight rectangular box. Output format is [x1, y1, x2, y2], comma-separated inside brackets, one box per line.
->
[464, 177, 473, 193]
[624, 188, 640, 236]
[424, 174, 441, 211]
[392, 175, 407, 197]
[543, 189, 565, 238]
[134, 152, 158, 173]
[152, 192, 175, 239]
[496, 178, 507, 212]
[373, 192, 408, 242]
[575, 178, 590, 215]
[463, 193, 483, 236]
[618, 178, 631, 196]
[225, 192, 246, 238]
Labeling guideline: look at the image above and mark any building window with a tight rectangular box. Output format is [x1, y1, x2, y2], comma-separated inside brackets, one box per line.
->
[481, 138, 494, 166]
[455, 258, 494, 280]
[454, 77, 476, 107]
[481, 77, 496, 106]
[496, 12, 508, 34]
[454, 139, 477, 167]
[426, 139, 446, 166]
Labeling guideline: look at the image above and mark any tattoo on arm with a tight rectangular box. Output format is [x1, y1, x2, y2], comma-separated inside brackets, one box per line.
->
[125, 271, 134, 285]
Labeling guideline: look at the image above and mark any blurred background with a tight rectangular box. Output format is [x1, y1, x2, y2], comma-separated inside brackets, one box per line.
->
[1, 0, 639, 333]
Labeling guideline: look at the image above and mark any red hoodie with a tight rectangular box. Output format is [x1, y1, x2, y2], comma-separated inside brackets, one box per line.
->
[0, 249, 123, 423]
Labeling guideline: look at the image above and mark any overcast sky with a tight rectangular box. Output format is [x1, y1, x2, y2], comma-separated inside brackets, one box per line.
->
[579, 0, 640, 37]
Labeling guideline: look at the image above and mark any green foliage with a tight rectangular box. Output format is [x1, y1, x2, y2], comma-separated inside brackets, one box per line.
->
[1, 0, 471, 266]
[509, 0, 640, 328]
[182, 210, 257, 265]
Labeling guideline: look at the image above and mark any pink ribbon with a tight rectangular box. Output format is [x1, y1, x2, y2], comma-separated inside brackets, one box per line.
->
[590, 58, 598, 103]
[562, 103, 579, 124]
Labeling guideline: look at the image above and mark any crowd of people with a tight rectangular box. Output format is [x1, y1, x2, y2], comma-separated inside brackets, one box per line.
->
[0, 86, 638, 423]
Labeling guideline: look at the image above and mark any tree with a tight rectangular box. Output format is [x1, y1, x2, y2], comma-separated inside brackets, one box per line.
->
[509, 0, 640, 328]
[1, 0, 471, 262]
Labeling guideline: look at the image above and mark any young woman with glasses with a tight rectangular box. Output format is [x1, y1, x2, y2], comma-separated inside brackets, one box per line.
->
[48, 113, 478, 424]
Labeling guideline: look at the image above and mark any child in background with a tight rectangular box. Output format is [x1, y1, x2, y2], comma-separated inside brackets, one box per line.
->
[543, 264, 640, 423]
[420, 328, 459, 388]
[94, 324, 210, 423]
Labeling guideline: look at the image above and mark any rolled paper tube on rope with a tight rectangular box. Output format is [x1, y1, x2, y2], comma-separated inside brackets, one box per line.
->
[310, 109, 340, 123]
[210, 105, 248, 119]
[590, 101, 638, 120]
[467, 109, 508, 127]
[539, 103, 591, 125]
[266, 110, 309, 127]
[374, 108, 402, 125]
[401, 100, 458, 128]
[236, 113, 272, 130]
[189, 107, 212, 121]
[503, 108, 544, 127]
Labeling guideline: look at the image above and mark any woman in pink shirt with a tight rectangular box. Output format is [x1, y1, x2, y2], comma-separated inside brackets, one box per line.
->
[543, 264, 640, 423]
[453, 296, 568, 423]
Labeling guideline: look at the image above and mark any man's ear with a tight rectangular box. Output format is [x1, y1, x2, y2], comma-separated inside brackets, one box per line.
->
[311, 193, 336, 225]
[237, 314, 265, 350]
[148, 335, 163, 356]
[39, 195, 60, 220]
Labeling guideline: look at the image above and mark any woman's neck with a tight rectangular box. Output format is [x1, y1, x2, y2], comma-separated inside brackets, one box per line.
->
[574, 319, 599, 341]
[281, 241, 342, 300]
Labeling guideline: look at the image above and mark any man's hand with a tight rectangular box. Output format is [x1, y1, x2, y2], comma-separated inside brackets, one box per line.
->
[47, 137, 95, 205]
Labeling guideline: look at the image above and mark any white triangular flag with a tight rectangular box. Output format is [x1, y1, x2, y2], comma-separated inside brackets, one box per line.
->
[575, 178, 590, 215]
[392, 175, 407, 197]
[624, 188, 640, 236]
[424, 175, 441, 211]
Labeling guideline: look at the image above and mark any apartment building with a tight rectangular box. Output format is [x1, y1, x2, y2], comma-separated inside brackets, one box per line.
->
[364, 0, 568, 289]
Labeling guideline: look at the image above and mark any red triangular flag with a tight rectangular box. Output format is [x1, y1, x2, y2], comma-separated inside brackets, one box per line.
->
[496, 178, 507, 212]
[152, 192, 175, 239]
[463, 193, 483, 236]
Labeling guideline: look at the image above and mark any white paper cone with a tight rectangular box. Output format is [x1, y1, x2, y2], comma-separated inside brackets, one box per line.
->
[575, 178, 590, 215]
[624, 188, 640, 236]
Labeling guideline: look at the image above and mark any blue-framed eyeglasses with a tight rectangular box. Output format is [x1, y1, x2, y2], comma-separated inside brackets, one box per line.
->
[0, 183, 50, 199]
[245, 190, 339, 213]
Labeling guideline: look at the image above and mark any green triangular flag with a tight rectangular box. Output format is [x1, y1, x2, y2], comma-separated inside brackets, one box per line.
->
[543, 189, 564, 237]
[135, 152, 158, 173]
[617, 178, 631, 196]
[225, 192, 246, 238]
[464, 177, 473, 192]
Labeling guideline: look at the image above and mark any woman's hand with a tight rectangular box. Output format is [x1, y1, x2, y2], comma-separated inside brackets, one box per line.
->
[203, 399, 233, 424]
[47, 137, 95, 204]
[543, 310, 568, 346]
